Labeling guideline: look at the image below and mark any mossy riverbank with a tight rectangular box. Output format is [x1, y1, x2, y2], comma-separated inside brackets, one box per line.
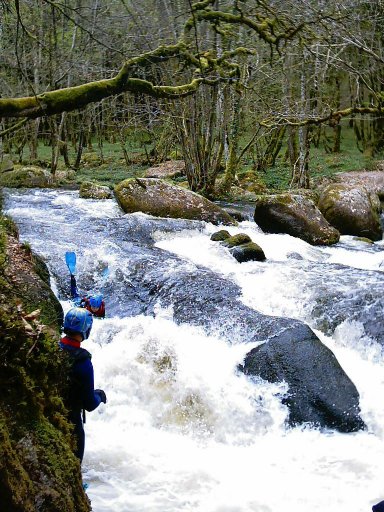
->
[0, 194, 90, 512]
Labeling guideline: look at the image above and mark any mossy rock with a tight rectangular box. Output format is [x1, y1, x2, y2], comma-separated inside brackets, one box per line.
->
[0, 156, 14, 173]
[230, 242, 266, 263]
[114, 178, 237, 225]
[254, 193, 340, 246]
[353, 236, 374, 244]
[79, 181, 112, 199]
[238, 171, 268, 194]
[81, 152, 103, 167]
[0, 165, 52, 188]
[222, 233, 252, 248]
[318, 184, 382, 241]
[144, 160, 185, 179]
[210, 230, 231, 241]
[0, 212, 90, 511]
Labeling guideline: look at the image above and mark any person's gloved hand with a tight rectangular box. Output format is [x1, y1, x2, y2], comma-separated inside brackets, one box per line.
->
[95, 389, 107, 404]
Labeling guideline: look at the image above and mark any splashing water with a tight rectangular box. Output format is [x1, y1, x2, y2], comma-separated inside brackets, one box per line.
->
[3, 188, 384, 512]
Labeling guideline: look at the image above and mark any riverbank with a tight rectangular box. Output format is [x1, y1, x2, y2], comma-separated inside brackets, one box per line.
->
[0, 198, 91, 512]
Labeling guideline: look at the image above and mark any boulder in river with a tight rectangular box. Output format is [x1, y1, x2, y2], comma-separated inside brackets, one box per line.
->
[230, 242, 266, 263]
[211, 231, 266, 262]
[210, 230, 231, 241]
[114, 178, 237, 225]
[254, 193, 340, 246]
[79, 181, 113, 199]
[317, 183, 383, 241]
[241, 324, 365, 432]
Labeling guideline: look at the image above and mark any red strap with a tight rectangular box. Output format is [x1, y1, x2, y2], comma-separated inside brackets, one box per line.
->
[61, 336, 81, 348]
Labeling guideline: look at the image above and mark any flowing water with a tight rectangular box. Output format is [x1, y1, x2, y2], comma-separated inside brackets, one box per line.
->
[3, 188, 384, 512]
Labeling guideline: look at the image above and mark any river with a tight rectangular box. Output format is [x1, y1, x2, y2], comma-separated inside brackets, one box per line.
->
[3, 188, 384, 512]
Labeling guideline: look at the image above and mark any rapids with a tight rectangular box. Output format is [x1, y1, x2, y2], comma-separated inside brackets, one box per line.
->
[3, 188, 384, 512]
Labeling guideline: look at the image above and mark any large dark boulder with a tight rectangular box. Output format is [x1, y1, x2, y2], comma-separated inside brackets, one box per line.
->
[242, 325, 365, 432]
[317, 183, 382, 241]
[254, 193, 340, 245]
[114, 178, 237, 225]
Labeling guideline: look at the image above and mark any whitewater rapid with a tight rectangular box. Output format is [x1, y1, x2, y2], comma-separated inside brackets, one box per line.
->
[3, 188, 384, 512]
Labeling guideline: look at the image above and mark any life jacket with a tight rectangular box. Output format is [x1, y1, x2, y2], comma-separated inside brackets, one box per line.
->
[60, 337, 92, 412]
[80, 297, 105, 318]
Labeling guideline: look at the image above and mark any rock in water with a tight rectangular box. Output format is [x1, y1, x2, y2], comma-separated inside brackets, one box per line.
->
[115, 178, 237, 225]
[242, 324, 365, 432]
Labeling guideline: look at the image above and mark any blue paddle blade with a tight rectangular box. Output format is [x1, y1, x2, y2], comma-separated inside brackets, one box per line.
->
[65, 251, 77, 275]
[101, 266, 109, 278]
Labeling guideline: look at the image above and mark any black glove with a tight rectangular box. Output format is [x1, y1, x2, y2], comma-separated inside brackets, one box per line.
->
[95, 389, 107, 404]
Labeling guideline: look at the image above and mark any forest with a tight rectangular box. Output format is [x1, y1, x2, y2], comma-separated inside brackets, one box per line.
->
[0, 0, 383, 197]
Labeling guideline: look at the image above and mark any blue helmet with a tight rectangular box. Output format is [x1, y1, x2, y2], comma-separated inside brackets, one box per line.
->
[89, 294, 103, 309]
[64, 307, 93, 340]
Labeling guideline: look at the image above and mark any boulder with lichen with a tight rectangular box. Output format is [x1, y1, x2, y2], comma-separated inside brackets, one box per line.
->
[115, 178, 237, 225]
[254, 193, 340, 246]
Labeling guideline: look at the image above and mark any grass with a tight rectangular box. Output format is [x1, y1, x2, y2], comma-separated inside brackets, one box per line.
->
[14, 123, 383, 192]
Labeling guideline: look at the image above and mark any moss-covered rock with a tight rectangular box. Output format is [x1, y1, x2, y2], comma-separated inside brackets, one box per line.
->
[254, 193, 340, 246]
[114, 178, 237, 225]
[0, 156, 14, 173]
[0, 165, 52, 188]
[211, 231, 266, 263]
[317, 184, 382, 241]
[144, 160, 185, 179]
[79, 181, 113, 199]
[353, 236, 374, 244]
[210, 230, 231, 241]
[0, 207, 90, 512]
[230, 242, 266, 263]
[221, 233, 252, 248]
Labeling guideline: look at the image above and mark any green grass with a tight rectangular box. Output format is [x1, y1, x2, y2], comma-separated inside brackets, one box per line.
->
[15, 123, 383, 192]
[239, 124, 381, 191]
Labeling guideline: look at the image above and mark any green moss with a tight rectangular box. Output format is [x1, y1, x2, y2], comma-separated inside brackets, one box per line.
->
[222, 233, 252, 247]
[0, 166, 52, 188]
[210, 230, 231, 241]
[0, 209, 90, 511]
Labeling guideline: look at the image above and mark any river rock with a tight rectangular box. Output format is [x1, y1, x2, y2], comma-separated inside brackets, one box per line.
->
[254, 193, 340, 246]
[241, 325, 365, 432]
[79, 181, 113, 199]
[318, 183, 382, 241]
[230, 242, 266, 262]
[0, 165, 52, 188]
[333, 169, 384, 198]
[114, 178, 237, 225]
[210, 230, 231, 241]
[0, 156, 14, 172]
[222, 233, 252, 247]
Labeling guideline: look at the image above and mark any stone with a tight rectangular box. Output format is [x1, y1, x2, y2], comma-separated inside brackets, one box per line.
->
[242, 325, 365, 432]
[230, 241, 266, 262]
[114, 178, 237, 225]
[254, 193, 340, 246]
[0, 165, 52, 188]
[210, 230, 231, 241]
[144, 160, 185, 179]
[222, 233, 252, 248]
[318, 183, 382, 241]
[79, 181, 113, 199]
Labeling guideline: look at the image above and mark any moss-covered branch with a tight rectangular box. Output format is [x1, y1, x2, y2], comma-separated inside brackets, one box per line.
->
[0, 70, 207, 120]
